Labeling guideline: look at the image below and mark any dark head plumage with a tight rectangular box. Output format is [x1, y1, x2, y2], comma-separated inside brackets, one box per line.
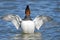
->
[25, 5, 30, 16]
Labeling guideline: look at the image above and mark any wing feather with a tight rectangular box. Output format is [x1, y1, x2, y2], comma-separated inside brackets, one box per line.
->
[0, 14, 22, 29]
[33, 15, 52, 30]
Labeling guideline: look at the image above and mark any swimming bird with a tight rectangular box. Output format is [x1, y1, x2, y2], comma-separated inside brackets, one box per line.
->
[0, 5, 52, 33]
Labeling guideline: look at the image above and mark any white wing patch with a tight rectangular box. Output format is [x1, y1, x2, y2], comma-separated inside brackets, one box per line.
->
[12, 15, 22, 29]
[1, 14, 22, 29]
[33, 15, 52, 30]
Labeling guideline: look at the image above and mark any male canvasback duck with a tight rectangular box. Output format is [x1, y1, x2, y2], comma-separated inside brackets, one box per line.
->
[0, 5, 52, 33]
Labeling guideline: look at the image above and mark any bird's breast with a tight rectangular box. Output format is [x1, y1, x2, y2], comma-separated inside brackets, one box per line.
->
[21, 20, 35, 27]
[21, 20, 35, 33]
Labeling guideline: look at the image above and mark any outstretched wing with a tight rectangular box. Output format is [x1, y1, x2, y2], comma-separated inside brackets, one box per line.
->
[0, 14, 22, 29]
[33, 15, 52, 30]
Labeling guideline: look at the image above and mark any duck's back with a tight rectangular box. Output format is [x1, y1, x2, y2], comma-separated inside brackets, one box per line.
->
[21, 20, 35, 33]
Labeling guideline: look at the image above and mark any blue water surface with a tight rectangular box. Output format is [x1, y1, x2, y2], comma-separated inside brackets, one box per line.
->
[0, 0, 60, 40]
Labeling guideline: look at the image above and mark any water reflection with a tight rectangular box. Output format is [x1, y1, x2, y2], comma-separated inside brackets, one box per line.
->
[13, 33, 42, 40]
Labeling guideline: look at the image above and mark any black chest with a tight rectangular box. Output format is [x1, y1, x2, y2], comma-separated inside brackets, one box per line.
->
[23, 16, 32, 20]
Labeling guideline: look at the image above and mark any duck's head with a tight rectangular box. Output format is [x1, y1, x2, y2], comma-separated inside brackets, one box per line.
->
[25, 5, 30, 16]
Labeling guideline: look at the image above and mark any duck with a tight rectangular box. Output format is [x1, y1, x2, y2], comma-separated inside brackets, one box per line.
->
[0, 5, 52, 33]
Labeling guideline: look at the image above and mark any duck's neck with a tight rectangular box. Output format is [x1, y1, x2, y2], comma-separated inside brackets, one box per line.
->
[23, 16, 32, 20]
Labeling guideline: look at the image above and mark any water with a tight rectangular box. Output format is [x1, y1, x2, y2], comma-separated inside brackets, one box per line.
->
[0, 0, 60, 40]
